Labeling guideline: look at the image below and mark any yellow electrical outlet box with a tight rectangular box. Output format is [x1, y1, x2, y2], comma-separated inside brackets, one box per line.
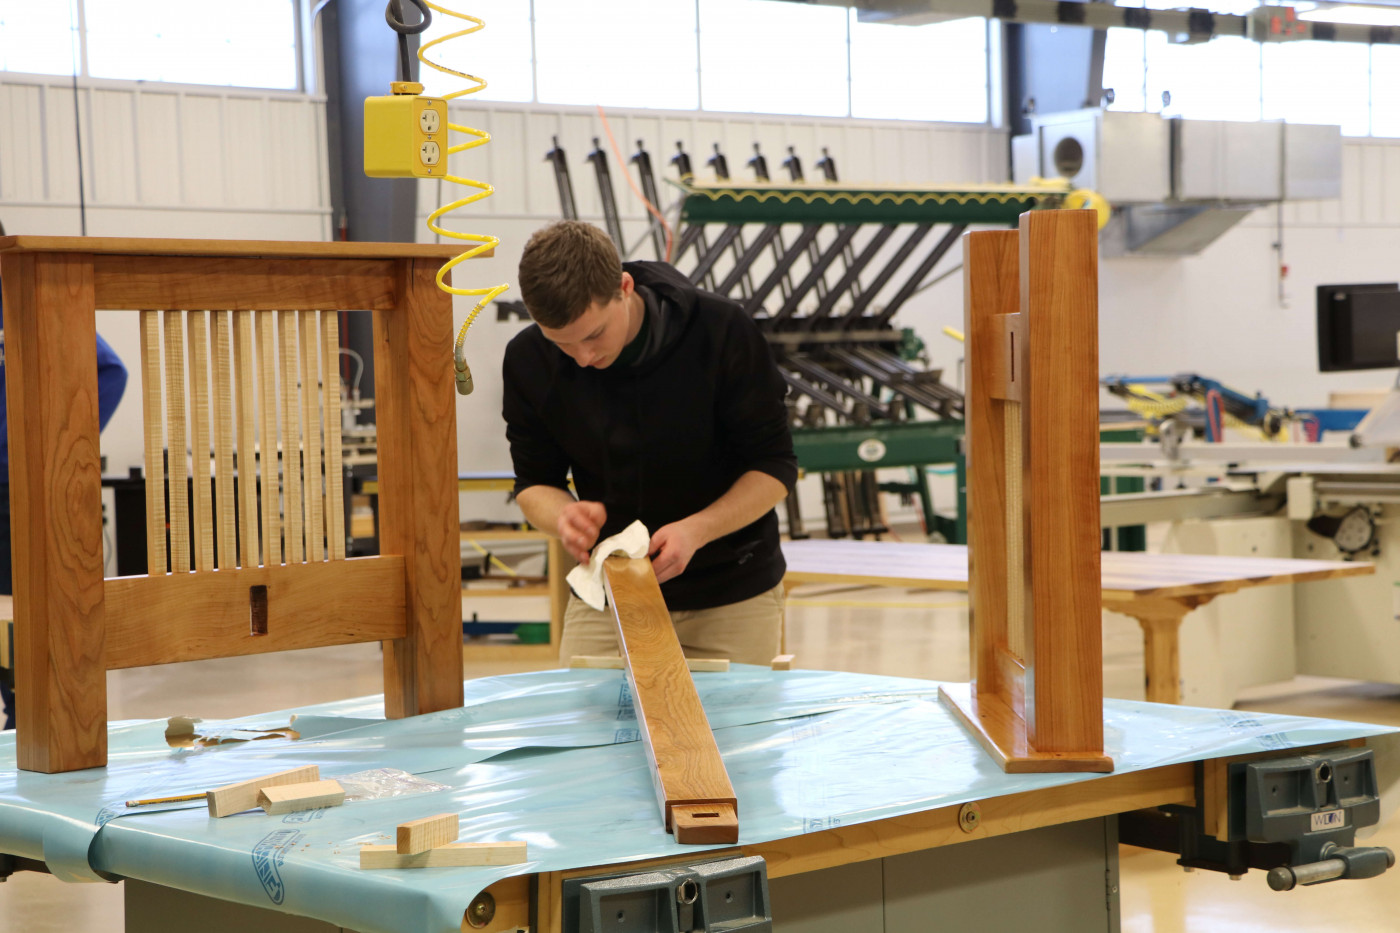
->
[364, 82, 449, 179]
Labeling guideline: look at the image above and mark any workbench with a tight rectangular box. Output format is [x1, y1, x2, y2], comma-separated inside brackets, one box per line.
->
[781, 539, 1373, 705]
[0, 667, 1394, 933]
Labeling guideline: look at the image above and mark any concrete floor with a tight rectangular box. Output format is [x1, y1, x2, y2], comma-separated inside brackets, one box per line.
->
[2, 583, 1398, 931]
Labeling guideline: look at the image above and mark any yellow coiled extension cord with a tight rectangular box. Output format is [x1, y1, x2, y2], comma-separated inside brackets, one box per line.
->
[417, 3, 508, 395]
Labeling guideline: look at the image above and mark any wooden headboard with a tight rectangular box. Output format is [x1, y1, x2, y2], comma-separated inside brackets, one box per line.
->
[0, 237, 467, 773]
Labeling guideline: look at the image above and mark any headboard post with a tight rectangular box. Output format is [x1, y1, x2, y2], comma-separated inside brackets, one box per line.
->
[374, 257, 464, 717]
[2, 251, 109, 773]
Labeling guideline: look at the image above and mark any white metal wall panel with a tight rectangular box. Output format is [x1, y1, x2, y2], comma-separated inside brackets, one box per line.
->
[43, 86, 83, 204]
[89, 89, 137, 204]
[1385, 145, 1400, 224]
[268, 99, 321, 211]
[178, 95, 226, 208]
[134, 92, 183, 205]
[223, 97, 270, 210]
[1340, 142, 1364, 226]
[0, 84, 45, 202]
[486, 109, 528, 216]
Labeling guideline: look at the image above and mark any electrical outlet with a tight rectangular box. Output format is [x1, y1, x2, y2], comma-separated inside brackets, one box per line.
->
[420, 140, 441, 166]
[363, 84, 448, 179]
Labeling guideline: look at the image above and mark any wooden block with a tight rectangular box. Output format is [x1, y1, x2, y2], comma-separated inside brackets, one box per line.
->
[207, 764, 319, 818]
[139, 310, 168, 575]
[603, 557, 738, 844]
[397, 813, 459, 855]
[770, 654, 796, 671]
[570, 656, 729, 673]
[360, 841, 527, 870]
[672, 802, 739, 845]
[257, 779, 345, 815]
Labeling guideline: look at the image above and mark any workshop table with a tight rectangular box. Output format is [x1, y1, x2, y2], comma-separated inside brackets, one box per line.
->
[1, 668, 1394, 933]
[781, 539, 1374, 704]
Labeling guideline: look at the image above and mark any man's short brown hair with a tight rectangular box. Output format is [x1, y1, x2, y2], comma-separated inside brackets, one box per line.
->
[517, 221, 623, 329]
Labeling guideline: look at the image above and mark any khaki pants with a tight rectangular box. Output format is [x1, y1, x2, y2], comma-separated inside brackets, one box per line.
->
[558, 583, 785, 666]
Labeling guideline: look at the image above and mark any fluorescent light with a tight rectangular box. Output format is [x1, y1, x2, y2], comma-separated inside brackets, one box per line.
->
[1296, 4, 1400, 26]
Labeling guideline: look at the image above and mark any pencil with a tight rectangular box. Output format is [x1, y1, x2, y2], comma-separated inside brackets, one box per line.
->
[124, 792, 208, 808]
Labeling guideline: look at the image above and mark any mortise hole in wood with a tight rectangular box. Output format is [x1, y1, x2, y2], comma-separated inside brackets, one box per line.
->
[249, 585, 268, 636]
[692, 811, 720, 819]
[1009, 330, 1015, 383]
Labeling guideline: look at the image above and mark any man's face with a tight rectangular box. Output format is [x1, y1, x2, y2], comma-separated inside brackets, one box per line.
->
[538, 276, 635, 369]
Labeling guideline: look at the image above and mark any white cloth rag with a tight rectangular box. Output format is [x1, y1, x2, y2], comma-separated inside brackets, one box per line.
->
[564, 520, 651, 611]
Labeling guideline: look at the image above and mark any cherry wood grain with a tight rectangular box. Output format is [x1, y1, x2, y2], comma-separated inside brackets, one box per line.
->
[1020, 209, 1104, 754]
[299, 310, 325, 561]
[212, 311, 238, 569]
[255, 312, 281, 567]
[278, 310, 305, 564]
[232, 310, 259, 569]
[163, 311, 191, 574]
[0, 235, 470, 260]
[1, 252, 108, 772]
[187, 310, 215, 572]
[375, 259, 464, 718]
[604, 556, 739, 844]
[103, 557, 406, 668]
[321, 311, 347, 560]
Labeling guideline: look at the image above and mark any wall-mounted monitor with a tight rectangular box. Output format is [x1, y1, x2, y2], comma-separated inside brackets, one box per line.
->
[1317, 283, 1400, 372]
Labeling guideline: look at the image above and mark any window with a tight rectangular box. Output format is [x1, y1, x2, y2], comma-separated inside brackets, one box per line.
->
[1103, 28, 1148, 112]
[0, 0, 79, 76]
[84, 0, 299, 89]
[534, 0, 698, 110]
[849, 13, 988, 123]
[1372, 45, 1400, 138]
[1147, 34, 1262, 122]
[418, 0, 533, 103]
[699, 0, 849, 117]
[1263, 41, 1371, 137]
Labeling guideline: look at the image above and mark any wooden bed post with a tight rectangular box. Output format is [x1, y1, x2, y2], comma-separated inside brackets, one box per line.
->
[2, 252, 109, 773]
[374, 257, 464, 718]
[940, 209, 1112, 773]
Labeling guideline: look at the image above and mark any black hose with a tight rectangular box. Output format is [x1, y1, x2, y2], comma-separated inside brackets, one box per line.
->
[385, 0, 431, 83]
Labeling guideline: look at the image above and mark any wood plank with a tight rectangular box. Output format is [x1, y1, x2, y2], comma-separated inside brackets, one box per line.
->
[569, 656, 730, 673]
[278, 310, 305, 564]
[374, 259, 464, 718]
[548, 536, 570, 653]
[962, 229, 1019, 701]
[255, 313, 281, 566]
[212, 311, 238, 569]
[207, 764, 320, 818]
[163, 310, 190, 574]
[93, 255, 400, 312]
[1, 252, 108, 773]
[186, 310, 215, 572]
[1020, 209, 1104, 754]
[139, 310, 167, 575]
[603, 556, 738, 844]
[321, 310, 346, 560]
[299, 311, 325, 561]
[232, 310, 259, 569]
[257, 779, 345, 815]
[0, 235, 471, 261]
[397, 813, 459, 854]
[359, 841, 527, 870]
[103, 557, 407, 668]
[771, 654, 795, 671]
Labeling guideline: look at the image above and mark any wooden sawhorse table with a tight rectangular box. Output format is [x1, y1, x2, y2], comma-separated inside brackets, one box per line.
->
[781, 539, 1373, 704]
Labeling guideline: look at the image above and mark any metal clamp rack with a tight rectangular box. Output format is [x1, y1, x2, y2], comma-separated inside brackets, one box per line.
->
[542, 137, 1073, 541]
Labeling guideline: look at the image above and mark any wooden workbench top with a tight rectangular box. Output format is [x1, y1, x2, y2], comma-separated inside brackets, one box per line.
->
[0, 235, 469, 261]
[781, 539, 1373, 602]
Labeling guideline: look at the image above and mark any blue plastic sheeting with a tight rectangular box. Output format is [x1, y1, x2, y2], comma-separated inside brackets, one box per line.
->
[1, 668, 1395, 933]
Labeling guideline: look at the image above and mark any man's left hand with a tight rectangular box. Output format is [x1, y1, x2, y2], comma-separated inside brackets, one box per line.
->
[648, 520, 705, 585]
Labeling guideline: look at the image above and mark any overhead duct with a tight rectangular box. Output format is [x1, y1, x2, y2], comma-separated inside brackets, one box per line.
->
[1011, 109, 1342, 256]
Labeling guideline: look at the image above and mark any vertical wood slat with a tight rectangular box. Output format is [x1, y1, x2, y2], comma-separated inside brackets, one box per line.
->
[187, 311, 215, 572]
[3, 252, 108, 772]
[139, 311, 167, 575]
[212, 311, 237, 569]
[278, 309, 305, 564]
[299, 311, 325, 561]
[233, 310, 259, 569]
[1004, 400, 1025, 662]
[322, 311, 346, 560]
[256, 313, 281, 567]
[163, 310, 191, 574]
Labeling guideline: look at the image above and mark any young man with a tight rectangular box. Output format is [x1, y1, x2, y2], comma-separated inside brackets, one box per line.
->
[502, 220, 796, 665]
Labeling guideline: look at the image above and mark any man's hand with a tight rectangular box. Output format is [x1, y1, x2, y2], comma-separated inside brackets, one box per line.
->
[649, 519, 705, 585]
[558, 500, 606, 563]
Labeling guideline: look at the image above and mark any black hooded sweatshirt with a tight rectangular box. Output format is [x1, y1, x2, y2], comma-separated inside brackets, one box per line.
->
[502, 261, 797, 611]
